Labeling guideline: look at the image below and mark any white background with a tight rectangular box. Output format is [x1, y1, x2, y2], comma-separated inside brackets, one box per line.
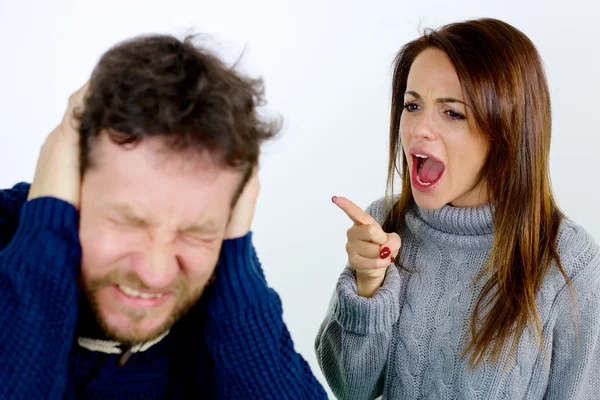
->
[1, 0, 599, 397]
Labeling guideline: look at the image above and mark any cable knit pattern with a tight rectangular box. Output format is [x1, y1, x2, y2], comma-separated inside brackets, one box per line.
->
[315, 197, 600, 400]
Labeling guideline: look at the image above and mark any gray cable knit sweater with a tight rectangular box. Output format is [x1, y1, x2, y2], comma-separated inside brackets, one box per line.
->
[315, 198, 600, 399]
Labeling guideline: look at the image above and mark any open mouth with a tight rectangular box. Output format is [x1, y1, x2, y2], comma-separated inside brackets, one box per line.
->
[112, 284, 172, 310]
[411, 153, 445, 190]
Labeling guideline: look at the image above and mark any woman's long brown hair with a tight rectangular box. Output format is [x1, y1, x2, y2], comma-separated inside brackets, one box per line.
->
[382, 18, 569, 367]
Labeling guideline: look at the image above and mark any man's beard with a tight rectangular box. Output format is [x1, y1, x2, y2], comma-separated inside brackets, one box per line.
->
[82, 270, 205, 346]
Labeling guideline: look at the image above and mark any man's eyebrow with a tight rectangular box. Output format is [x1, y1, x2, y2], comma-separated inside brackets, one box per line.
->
[106, 202, 150, 225]
[181, 222, 220, 235]
[106, 203, 221, 233]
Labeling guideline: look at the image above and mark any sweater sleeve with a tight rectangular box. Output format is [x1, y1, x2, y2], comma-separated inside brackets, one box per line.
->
[315, 265, 401, 399]
[0, 192, 81, 400]
[544, 246, 600, 400]
[314, 198, 402, 399]
[202, 233, 328, 400]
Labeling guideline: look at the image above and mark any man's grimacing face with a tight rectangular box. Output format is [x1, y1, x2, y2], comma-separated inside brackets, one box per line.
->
[78, 133, 242, 344]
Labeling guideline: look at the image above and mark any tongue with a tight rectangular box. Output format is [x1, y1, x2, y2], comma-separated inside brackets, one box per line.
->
[418, 158, 445, 183]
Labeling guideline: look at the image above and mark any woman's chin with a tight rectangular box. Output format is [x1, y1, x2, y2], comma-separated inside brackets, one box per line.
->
[411, 189, 447, 210]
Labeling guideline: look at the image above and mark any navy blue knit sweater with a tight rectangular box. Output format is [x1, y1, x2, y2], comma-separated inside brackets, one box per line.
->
[0, 183, 327, 399]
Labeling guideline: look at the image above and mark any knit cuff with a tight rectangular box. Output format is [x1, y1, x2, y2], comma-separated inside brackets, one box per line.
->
[19, 197, 79, 232]
[208, 232, 271, 316]
[332, 265, 401, 335]
[3, 197, 81, 282]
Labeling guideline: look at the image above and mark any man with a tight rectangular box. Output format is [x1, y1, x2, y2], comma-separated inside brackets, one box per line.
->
[0, 34, 326, 399]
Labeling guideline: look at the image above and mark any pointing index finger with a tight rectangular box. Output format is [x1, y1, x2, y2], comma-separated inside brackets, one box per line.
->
[332, 196, 376, 226]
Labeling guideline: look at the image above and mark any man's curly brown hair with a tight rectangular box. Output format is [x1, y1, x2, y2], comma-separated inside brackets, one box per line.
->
[78, 34, 279, 199]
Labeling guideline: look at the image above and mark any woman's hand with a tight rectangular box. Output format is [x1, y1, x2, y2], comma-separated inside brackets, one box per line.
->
[333, 196, 400, 298]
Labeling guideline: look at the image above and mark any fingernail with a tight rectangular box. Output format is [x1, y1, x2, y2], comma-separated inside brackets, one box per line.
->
[331, 196, 337, 203]
[380, 247, 391, 259]
[390, 257, 395, 263]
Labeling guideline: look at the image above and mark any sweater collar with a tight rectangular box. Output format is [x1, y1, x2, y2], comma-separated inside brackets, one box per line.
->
[77, 330, 170, 355]
[415, 202, 494, 236]
[76, 298, 170, 356]
[404, 201, 494, 250]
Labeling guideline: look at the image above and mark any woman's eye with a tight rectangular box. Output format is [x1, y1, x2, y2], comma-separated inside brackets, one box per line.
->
[445, 109, 466, 120]
[403, 102, 419, 112]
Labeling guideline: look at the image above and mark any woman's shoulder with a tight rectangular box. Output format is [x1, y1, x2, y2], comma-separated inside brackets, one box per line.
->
[556, 218, 600, 282]
[542, 219, 600, 330]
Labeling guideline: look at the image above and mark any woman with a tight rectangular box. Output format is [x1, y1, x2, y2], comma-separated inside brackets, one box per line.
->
[315, 18, 600, 399]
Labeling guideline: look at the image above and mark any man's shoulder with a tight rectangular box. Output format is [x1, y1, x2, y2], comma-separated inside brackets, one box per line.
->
[0, 182, 31, 248]
[1, 182, 30, 200]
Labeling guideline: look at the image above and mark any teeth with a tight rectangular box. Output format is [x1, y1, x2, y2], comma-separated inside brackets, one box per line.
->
[416, 175, 431, 186]
[415, 153, 429, 179]
[118, 284, 164, 299]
